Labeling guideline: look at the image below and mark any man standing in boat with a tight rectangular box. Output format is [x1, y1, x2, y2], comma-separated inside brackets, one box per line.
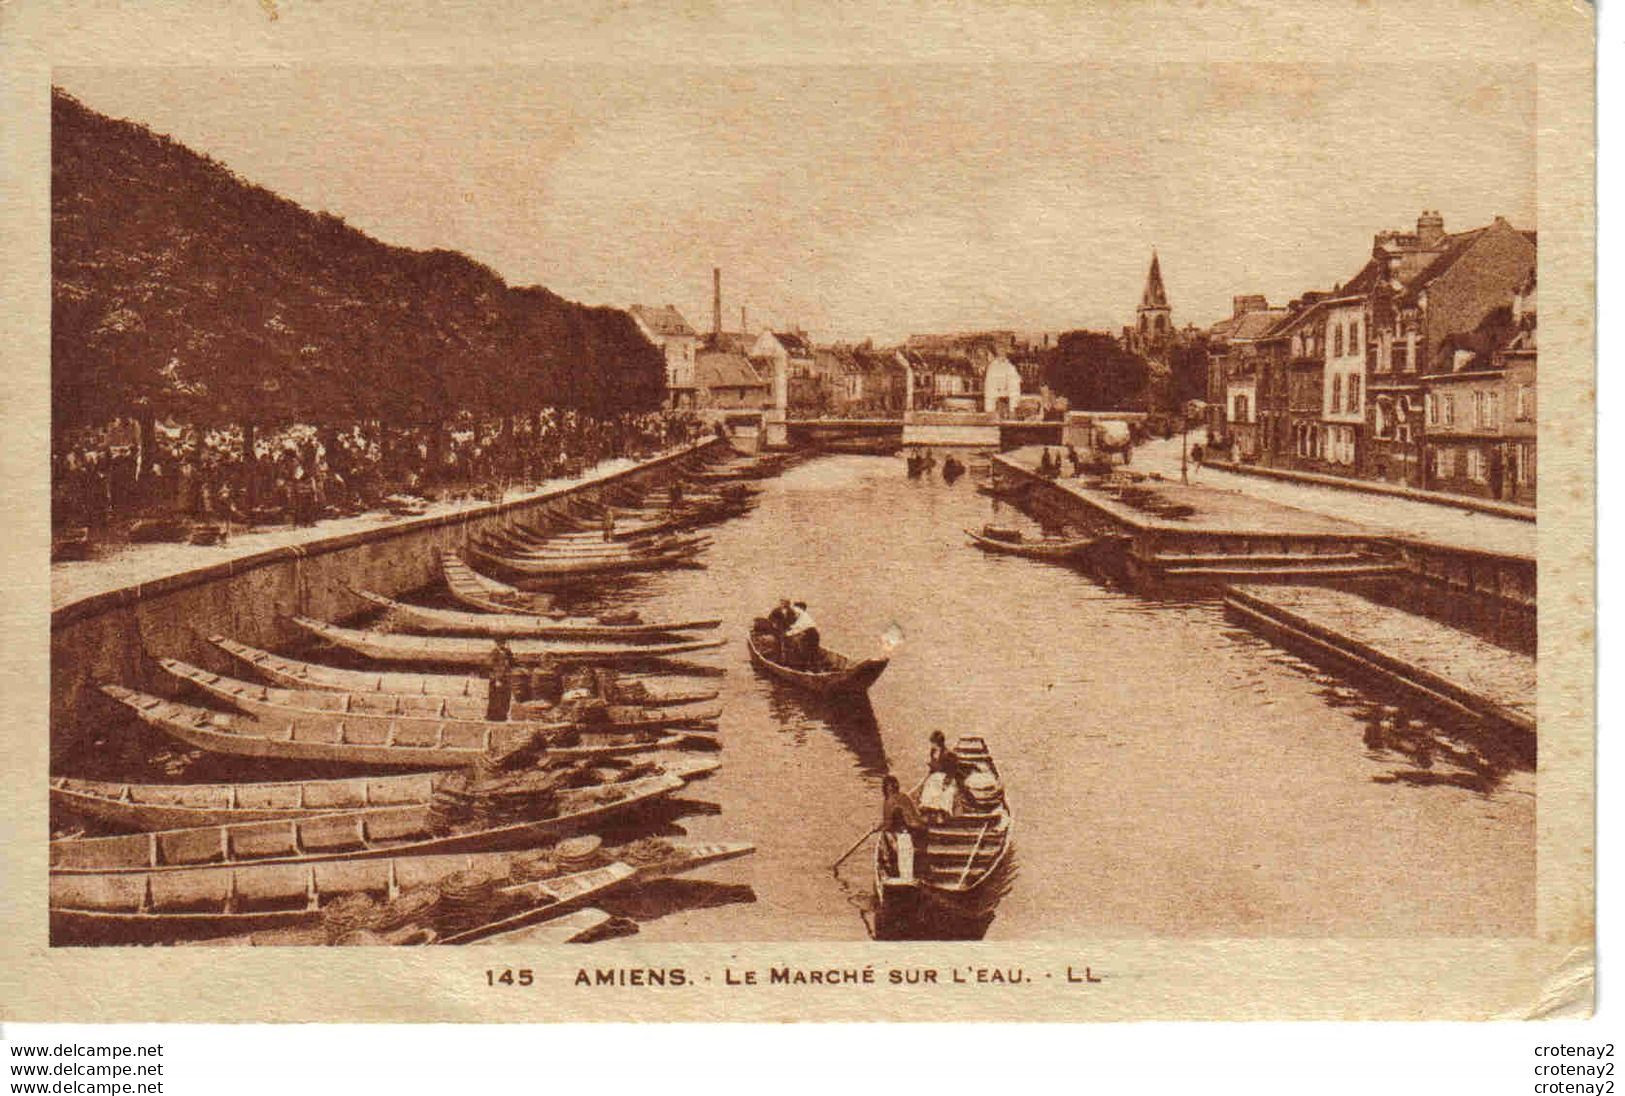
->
[600, 507, 617, 541]
[919, 731, 962, 819]
[766, 598, 796, 635]
[784, 601, 820, 669]
[486, 637, 517, 722]
[880, 774, 927, 883]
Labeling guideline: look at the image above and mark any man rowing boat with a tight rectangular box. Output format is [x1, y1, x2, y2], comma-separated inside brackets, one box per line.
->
[879, 775, 926, 883]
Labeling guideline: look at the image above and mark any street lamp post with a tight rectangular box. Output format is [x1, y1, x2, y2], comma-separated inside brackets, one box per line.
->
[1181, 414, 1189, 485]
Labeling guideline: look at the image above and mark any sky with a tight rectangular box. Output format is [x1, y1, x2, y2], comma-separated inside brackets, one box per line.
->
[56, 64, 1536, 344]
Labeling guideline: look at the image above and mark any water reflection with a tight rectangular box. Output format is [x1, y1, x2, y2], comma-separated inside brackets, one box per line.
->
[601, 878, 758, 925]
[759, 684, 890, 778]
[1225, 626, 1532, 794]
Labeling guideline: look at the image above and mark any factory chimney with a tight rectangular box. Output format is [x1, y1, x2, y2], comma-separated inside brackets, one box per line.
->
[712, 268, 722, 339]
[741, 305, 748, 335]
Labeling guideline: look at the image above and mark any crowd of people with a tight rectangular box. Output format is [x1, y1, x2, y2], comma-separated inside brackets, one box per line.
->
[51, 409, 707, 543]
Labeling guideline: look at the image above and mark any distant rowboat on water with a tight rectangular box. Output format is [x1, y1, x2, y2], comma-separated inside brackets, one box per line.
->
[964, 526, 1099, 561]
[745, 632, 889, 696]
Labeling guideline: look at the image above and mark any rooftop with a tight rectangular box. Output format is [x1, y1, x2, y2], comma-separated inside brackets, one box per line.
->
[628, 304, 697, 338]
[771, 331, 813, 356]
[696, 349, 767, 389]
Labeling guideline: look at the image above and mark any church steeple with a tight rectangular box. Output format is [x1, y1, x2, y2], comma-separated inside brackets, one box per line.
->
[1141, 250, 1169, 310]
[1135, 249, 1172, 349]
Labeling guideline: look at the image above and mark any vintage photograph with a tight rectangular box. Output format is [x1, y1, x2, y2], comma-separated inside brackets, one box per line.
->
[41, 59, 1550, 954]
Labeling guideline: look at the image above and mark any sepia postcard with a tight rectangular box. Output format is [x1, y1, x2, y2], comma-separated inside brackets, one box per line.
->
[0, 0, 1596, 1022]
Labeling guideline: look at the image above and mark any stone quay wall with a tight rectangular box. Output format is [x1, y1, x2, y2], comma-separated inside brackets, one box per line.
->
[49, 438, 725, 757]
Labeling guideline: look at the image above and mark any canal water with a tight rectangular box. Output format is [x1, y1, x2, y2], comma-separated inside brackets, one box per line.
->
[72, 452, 1535, 942]
[554, 454, 1535, 941]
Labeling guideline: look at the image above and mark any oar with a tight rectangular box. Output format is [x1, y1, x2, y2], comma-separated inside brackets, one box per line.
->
[831, 826, 880, 874]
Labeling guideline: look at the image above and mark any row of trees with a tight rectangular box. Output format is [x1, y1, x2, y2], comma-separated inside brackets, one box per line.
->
[52, 90, 666, 476]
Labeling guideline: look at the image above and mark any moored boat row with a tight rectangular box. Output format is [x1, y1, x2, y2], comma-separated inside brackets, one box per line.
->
[52, 445, 791, 946]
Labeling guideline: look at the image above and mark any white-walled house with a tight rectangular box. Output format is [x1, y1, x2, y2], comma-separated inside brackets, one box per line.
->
[982, 355, 1023, 416]
[629, 305, 699, 408]
[750, 331, 816, 413]
[1320, 297, 1365, 466]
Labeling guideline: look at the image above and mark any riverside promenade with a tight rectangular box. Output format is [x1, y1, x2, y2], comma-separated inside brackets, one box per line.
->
[1132, 436, 1535, 561]
[51, 444, 709, 613]
[998, 440, 1534, 611]
[49, 438, 722, 744]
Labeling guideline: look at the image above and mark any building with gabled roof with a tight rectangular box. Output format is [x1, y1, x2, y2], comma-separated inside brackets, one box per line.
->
[1203, 294, 1284, 438]
[1362, 212, 1535, 487]
[1419, 268, 1537, 505]
[1210, 300, 1289, 458]
[693, 348, 769, 410]
[629, 304, 700, 409]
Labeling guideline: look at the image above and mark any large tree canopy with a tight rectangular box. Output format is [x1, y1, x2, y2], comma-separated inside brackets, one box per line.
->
[1039, 331, 1153, 411]
[51, 89, 665, 440]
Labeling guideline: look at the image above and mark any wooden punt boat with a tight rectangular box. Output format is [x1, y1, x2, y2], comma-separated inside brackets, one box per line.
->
[103, 686, 701, 767]
[965, 527, 1098, 560]
[159, 658, 722, 733]
[482, 527, 712, 558]
[442, 839, 755, 945]
[475, 534, 714, 566]
[874, 735, 1011, 938]
[209, 636, 722, 707]
[288, 616, 727, 666]
[50, 758, 722, 831]
[746, 633, 889, 696]
[530, 514, 714, 542]
[560, 497, 754, 530]
[467, 907, 617, 945]
[185, 899, 617, 948]
[50, 848, 577, 940]
[156, 840, 754, 946]
[352, 589, 721, 640]
[466, 541, 707, 579]
[54, 771, 431, 831]
[441, 550, 558, 614]
[686, 469, 769, 485]
[531, 522, 684, 545]
[50, 773, 689, 874]
[542, 509, 699, 540]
